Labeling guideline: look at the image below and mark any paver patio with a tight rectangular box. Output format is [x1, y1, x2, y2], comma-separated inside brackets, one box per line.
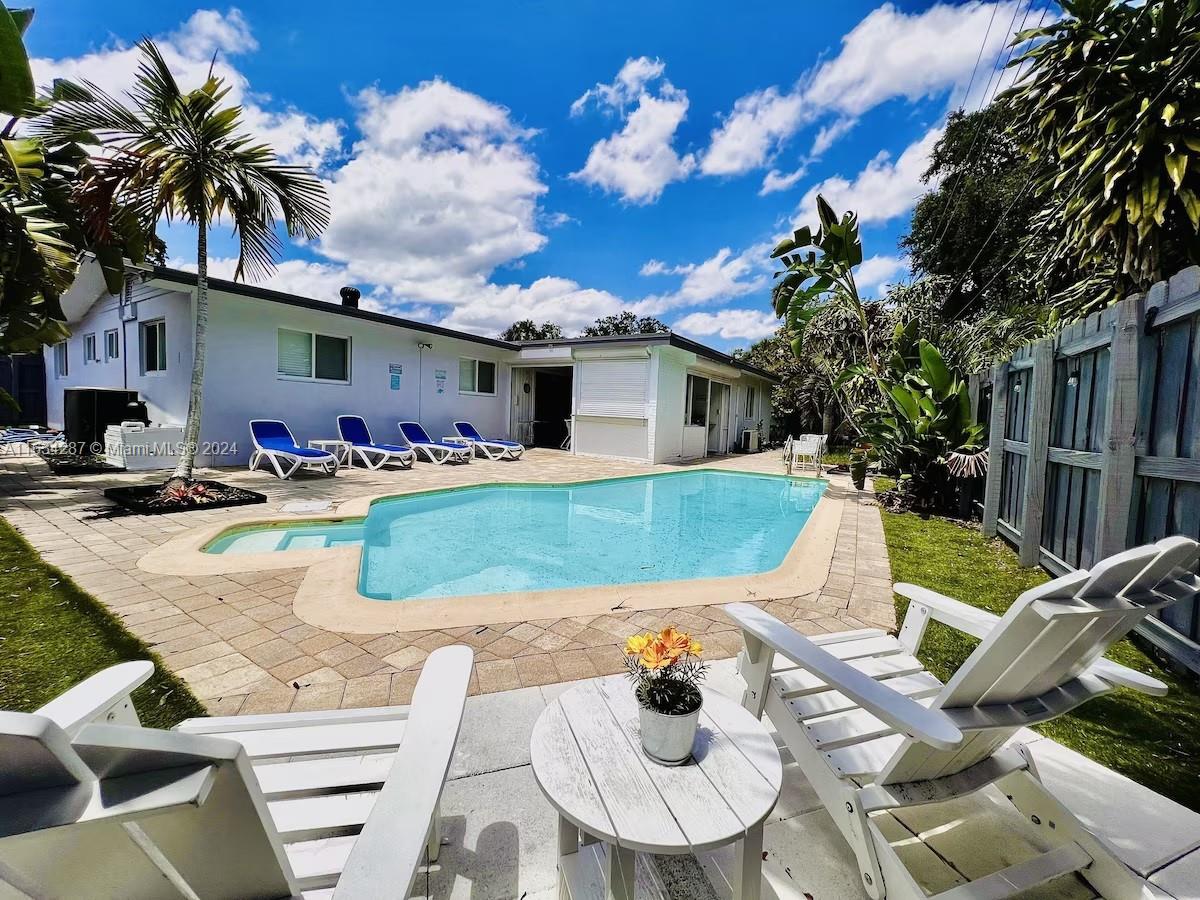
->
[0, 450, 894, 715]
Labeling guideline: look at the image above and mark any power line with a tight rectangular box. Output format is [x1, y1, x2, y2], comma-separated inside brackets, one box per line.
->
[948, 18, 1194, 323]
[928, 0, 1043, 252]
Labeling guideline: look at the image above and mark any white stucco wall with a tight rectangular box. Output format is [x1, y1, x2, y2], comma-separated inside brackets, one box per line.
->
[44, 284, 194, 430]
[198, 292, 513, 465]
[651, 350, 687, 463]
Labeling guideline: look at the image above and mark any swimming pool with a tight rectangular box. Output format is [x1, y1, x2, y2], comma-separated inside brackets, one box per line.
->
[205, 470, 826, 600]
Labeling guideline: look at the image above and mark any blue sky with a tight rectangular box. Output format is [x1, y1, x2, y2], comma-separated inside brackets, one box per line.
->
[28, 1, 1037, 349]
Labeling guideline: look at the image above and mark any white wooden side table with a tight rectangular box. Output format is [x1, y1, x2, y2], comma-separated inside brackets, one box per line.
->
[308, 439, 351, 468]
[530, 676, 782, 900]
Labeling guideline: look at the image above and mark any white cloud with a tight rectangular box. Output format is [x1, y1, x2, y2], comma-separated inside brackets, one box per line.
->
[799, 126, 942, 225]
[700, 87, 805, 177]
[805, 1, 1020, 117]
[810, 117, 856, 157]
[855, 254, 908, 295]
[316, 79, 548, 295]
[699, 1, 1022, 175]
[674, 308, 778, 342]
[30, 9, 344, 171]
[569, 57, 695, 204]
[759, 165, 808, 196]
[635, 245, 770, 315]
[571, 56, 666, 115]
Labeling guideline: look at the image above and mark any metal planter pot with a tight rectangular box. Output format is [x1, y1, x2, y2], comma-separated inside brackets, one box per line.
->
[638, 699, 702, 766]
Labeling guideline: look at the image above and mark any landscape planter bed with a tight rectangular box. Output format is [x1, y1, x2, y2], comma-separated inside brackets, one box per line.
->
[104, 481, 267, 515]
[36, 452, 123, 475]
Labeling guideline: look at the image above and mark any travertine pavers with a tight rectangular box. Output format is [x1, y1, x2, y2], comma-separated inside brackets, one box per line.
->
[0, 450, 894, 714]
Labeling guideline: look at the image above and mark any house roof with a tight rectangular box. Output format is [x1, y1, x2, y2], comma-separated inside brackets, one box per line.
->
[144, 264, 779, 382]
[517, 333, 779, 382]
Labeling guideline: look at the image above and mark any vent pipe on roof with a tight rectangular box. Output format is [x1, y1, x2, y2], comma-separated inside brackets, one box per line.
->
[340, 286, 361, 309]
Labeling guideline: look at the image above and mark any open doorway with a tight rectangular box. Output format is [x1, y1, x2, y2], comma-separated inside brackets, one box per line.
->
[707, 381, 729, 454]
[512, 366, 573, 449]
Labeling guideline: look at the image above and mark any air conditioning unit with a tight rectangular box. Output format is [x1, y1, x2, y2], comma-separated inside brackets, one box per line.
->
[740, 428, 760, 453]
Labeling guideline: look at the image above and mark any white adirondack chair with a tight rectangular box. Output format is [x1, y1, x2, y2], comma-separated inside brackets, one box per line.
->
[727, 536, 1200, 900]
[0, 644, 473, 899]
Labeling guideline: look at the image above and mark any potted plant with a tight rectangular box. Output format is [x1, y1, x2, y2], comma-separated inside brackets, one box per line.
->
[849, 445, 871, 491]
[624, 627, 708, 766]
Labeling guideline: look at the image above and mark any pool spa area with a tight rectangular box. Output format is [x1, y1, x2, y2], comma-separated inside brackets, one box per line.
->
[204, 471, 827, 601]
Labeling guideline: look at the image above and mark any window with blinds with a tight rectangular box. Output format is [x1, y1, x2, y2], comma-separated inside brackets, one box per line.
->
[577, 358, 649, 418]
[277, 329, 350, 382]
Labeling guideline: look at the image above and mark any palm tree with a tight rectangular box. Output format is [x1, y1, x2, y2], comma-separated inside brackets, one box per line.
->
[43, 41, 329, 487]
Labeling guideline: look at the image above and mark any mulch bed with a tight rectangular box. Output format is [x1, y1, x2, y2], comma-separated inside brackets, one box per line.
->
[36, 452, 122, 475]
[104, 480, 267, 515]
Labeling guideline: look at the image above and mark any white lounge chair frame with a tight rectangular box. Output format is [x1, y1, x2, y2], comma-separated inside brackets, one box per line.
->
[0, 645, 474, 899]
[336, 414, 416, 470]
[452, 421, 525, 461]
[727, 537, 1200, 900]
[249, 418, 339, 479]
[397, 421, 472, 465]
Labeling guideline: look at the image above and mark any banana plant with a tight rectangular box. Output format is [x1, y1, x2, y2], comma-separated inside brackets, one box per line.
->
[770, 195, 881, 375]
[858, 327, 987, 509]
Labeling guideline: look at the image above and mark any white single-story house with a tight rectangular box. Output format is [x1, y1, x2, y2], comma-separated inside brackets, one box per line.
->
[45, 259, 777, 467]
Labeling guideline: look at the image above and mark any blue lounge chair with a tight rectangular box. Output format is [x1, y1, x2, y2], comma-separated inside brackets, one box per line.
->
[249, 419, 338, 479]
[452, 421, 524, 461]
[337, 415, 416, 470]
[396, 421, 472, 465]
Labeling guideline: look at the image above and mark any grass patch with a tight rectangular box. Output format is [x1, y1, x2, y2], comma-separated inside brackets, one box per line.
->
[878, 502, 1200, 812]
[0, 517, 205, 729]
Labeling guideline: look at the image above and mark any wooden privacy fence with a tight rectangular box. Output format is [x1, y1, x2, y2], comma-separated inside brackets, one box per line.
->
[974, 266, 1200, 674]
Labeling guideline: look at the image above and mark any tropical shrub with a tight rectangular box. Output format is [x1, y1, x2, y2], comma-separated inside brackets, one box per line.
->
[1004, 0, 1200, 317]
[859, 325, 987, 512]
[0, 7, 155, 354]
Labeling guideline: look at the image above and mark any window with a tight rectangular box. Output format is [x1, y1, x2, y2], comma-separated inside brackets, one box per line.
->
[53, 342, 68, 378]
[744, 385, 757, 419]
[104, 329, 119, 360]
[686, 374, 710, 427]
[276, 328, 350, 382]
[141, 319, 167, 373]
[459, 358, 496, 395]
[83, 333, 98, 363]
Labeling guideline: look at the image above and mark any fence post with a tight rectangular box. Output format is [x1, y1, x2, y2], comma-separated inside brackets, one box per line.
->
[1019, 339, 1055, 566]
[981, 361, 1009, 538]
[1095, 294, 1142, 560]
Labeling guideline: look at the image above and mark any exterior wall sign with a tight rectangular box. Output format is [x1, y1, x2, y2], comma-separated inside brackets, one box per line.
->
[389, 363, 403, 390]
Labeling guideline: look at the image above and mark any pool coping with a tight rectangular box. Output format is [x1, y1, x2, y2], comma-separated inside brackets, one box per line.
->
[137, 469, 844, 633]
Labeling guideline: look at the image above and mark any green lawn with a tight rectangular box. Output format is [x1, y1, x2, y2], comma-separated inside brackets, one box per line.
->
[878, 502, 1200, 812]
[0, 517, 205, 729]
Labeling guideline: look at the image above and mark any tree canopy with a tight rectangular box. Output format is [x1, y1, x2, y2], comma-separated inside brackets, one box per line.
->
[900, 105, 1050, 319]
[499, 319, 563, 341]
[581, 311, 669, 336]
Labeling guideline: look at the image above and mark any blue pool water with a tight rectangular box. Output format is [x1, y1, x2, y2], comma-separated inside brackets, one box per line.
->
[206, 471, 825, 600]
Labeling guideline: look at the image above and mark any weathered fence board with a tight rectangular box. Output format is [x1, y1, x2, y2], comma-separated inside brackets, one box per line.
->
[978, 267, 1200, 674]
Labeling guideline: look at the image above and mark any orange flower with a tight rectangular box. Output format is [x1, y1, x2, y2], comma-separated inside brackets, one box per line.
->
[657, 626, 693, 661]
[625, 632, 653, 656]
[639, 640, 674, 670]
